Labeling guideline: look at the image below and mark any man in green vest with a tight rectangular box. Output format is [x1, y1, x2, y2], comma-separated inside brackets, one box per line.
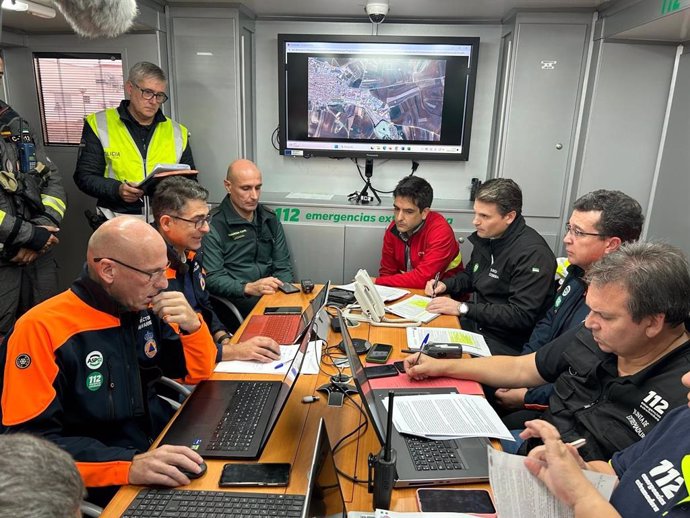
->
[74, 61, 194, 216]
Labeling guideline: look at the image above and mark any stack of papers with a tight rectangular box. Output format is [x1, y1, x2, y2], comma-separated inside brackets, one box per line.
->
[406, 327, 492, 357]
[336, 282, 409, 302]
[385, 294, 438, 323]
[488, 448, 618, 518]
[383, 394, 513, 441]
[214, 340, 323, 375]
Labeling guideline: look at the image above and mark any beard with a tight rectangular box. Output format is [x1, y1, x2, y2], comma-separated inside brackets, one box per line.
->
[52, 0, 138, 38]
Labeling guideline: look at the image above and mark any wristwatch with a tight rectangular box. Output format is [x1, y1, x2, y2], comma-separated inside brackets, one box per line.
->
[216, 332, 232, 344]
[457, 302, 469, 316]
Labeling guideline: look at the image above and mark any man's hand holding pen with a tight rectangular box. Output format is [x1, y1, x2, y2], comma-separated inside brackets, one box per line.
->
[424, 277, 447, 297]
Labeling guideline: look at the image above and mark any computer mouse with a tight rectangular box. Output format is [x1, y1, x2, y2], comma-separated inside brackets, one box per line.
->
[179, 461, 207, 480]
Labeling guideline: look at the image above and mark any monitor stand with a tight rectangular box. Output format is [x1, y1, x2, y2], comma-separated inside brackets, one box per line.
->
[348, 159, 381, 205]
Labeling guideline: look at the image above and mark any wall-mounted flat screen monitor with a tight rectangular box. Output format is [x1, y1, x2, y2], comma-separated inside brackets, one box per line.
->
[277, 34, 480, 161]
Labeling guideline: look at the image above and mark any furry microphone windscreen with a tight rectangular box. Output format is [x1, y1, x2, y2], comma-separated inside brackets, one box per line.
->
[51, 0, 139, 38]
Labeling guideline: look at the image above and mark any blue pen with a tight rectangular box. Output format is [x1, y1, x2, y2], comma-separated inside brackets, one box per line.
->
[274, 362, 285, 370]
[413, 333, 430, 367]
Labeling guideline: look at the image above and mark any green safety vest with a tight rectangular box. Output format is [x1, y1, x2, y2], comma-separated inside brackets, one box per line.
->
[86, 108, 188, 183]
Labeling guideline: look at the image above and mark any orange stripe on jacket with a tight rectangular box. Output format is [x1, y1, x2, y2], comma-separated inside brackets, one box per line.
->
[76, 460, 132, 487]
[2, 289, 119, 426]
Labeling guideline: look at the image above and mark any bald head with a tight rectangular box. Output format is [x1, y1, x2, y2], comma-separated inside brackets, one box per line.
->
[88, 217, 165, 263]
[226, 159, 261, 182]
[224, 159, 263, 220]
[87, 217, 169, 310]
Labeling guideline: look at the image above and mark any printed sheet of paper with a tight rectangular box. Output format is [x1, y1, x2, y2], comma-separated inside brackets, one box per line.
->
[406, 327, 491, 357]
[336, 282, 409, 302]
[214, 340, 322, 375]
[286, 192, 334, 200]
[383, 393, 513, 441]
[385, 294, 438, 323]
[372, 510, 476, 518]
[488, 448, 618, 518]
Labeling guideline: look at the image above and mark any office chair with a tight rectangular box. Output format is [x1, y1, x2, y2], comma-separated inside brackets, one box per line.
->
[209, 294, 245, 334]
[81, 501, 103, 517]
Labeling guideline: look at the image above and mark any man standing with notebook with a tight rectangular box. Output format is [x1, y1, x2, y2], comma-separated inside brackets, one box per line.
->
[74, 61, 194, 216]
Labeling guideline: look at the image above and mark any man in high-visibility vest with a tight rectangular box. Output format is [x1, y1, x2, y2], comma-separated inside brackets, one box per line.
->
[74, 61, 194, 216]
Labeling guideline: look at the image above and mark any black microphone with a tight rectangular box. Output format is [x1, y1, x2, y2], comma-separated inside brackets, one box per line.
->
[368, 390, 397, 509]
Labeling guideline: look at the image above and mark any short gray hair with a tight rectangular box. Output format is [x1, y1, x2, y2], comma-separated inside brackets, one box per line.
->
[128, 61, 166, 84]
[152, 176, 209, 221]
[0, 433, 84, 517]
[585, 241, 690, 325]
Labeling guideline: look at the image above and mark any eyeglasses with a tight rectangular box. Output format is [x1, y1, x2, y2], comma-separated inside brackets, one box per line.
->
[565, 224, 606, 239]
[94, 257, 170, 282]
[170, 214, 212, 229]
[132, 82, 169, 103]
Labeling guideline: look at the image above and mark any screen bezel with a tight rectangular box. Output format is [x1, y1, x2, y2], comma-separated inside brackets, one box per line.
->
[277, 33, 480, 161]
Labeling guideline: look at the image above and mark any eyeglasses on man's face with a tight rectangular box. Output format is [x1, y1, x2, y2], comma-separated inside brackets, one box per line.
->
[170, 214, 212, 230]
[94, 257, 170, 282]
[132, 82, 169, 103]
[565, 223, 606, 239]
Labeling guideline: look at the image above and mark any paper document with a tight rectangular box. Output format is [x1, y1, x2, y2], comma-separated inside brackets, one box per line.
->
[407, 327, 491, 357]
[488, 447, 617, 518]
[383, 394, 513, 441]
[385, 295, 438, 323]
[214, 340, 323, 375]
[372, 510, 476, 518]
[336, 282, 408, 302]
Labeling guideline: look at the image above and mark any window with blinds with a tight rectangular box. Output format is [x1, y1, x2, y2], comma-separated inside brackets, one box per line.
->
[33, 53, 124, 145]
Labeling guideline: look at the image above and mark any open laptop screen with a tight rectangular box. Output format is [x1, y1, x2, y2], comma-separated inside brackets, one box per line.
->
[338, 312, 386, 446]
[304, 418, 347, 518]
[296, 280, 331, 341]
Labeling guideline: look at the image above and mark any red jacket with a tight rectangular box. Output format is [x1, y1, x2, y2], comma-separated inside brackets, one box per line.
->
[376, 210, 463, 288]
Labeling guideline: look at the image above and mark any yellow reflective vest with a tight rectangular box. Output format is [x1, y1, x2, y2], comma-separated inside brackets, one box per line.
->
[85, 108, 188, 183]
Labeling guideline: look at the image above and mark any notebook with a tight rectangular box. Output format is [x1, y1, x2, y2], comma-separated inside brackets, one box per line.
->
[238, 281, 330, 343]
[338, 312, 490, 487]
[158, 314, 316, 459]
[123, 419, 373, 518]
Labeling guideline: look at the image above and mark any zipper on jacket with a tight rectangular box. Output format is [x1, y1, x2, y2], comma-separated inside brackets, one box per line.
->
[106, 358, 116, 420]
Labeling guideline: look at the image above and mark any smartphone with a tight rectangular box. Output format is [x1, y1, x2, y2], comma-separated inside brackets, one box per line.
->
[219, 462, 291, 487]
[393, 360, 405, 373]
[365, 343, 393, 364]
[264, 306, 302, 315]
[417, 488, 496, 517]
[363, 364, 399, 379]
[278, 283, 300, 294]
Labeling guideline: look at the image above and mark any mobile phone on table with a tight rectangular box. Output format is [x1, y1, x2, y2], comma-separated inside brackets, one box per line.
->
[278, 283, 300, 294]
[417, 488, 496, 517]
[393, 360, 405, 373]
[363, 363, 399, 379]
[365, 343, 393, 364]
[219, 462, 291, 487]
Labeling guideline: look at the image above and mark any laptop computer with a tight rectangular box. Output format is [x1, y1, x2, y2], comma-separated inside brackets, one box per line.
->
[158, 314, 316, 459]
[122, 418, 373, 518]
[239, 281, 330, 343]
[338, 313, 490, 487]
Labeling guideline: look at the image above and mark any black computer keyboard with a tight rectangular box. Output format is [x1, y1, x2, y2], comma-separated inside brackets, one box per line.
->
[207, 381, 273, 451]
[404, 435, 465, 471]
[120, 489, 305, 517]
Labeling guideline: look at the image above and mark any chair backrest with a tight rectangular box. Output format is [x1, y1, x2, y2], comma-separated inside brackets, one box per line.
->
[209, 294, 245, 334]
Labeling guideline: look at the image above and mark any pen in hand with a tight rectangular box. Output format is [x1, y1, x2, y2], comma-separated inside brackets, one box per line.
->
[567, 438, 586, 450]
[431, 272, 441, 298]
[412, 333, 430, 367]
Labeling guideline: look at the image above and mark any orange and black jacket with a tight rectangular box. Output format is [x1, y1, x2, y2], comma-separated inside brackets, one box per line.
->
[0, 272, 216, 488]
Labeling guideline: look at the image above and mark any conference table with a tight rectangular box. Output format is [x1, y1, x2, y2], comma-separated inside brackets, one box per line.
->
[101, 287, 494, 517]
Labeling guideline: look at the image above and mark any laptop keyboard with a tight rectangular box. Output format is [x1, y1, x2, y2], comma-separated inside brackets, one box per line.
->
[120, 489, 305, 517]
[404, 435, 466, 471]
[261, 317, 299, 343]
[207, 381, 273, 451]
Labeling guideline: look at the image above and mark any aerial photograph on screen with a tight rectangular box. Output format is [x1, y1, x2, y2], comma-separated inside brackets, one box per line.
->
[307, 57, 446, 141]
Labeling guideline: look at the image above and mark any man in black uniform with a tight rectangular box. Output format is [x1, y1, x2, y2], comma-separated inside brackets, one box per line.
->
[407, 241, 690, 462]
[425, 178, 556, 355]
[0, 99, 65, 336]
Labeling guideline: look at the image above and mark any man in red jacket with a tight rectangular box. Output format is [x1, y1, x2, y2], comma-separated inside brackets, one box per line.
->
[376, 176, 462, 288]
